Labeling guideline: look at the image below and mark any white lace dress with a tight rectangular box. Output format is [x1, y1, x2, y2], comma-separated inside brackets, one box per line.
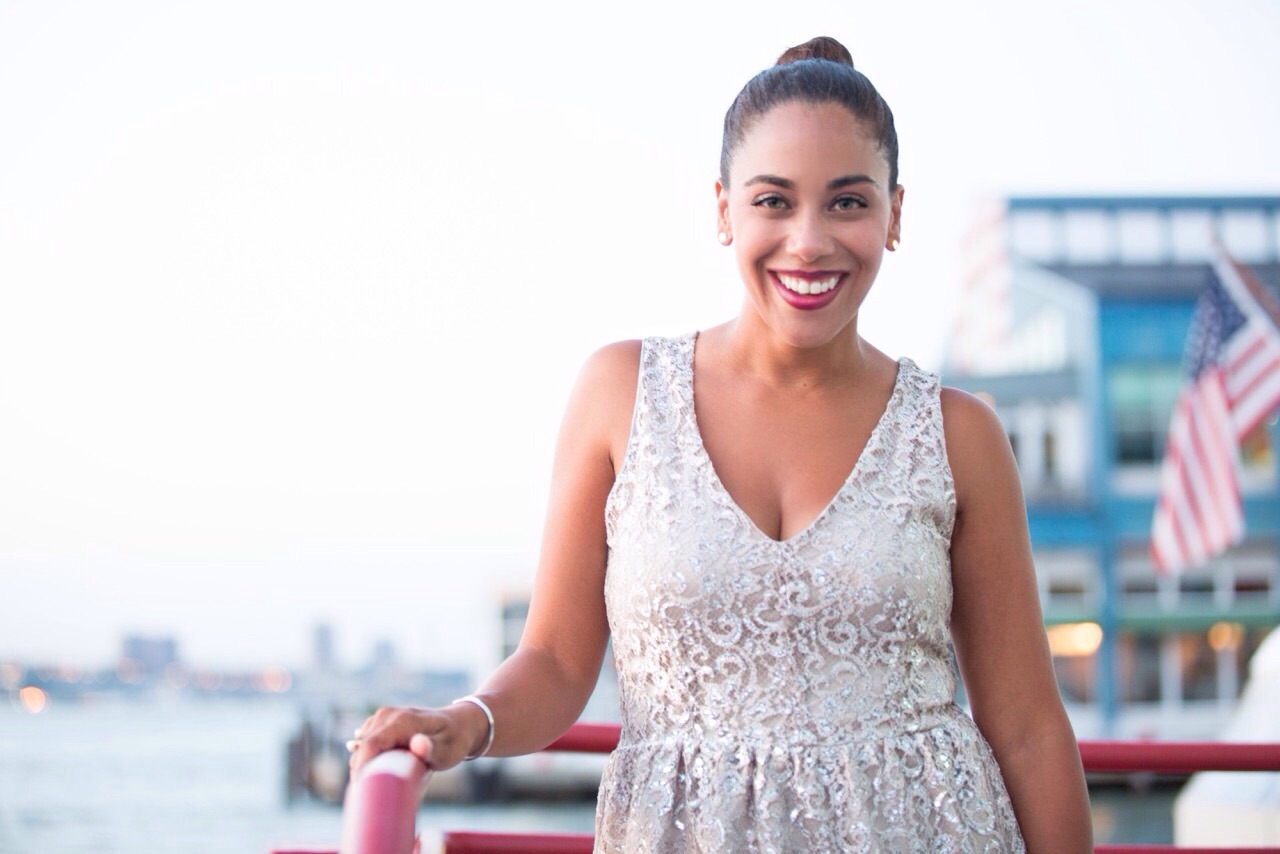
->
[595, 334, 1025, 852]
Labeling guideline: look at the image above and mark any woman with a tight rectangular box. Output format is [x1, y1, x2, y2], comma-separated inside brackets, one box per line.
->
[350, 37, 1092, 851]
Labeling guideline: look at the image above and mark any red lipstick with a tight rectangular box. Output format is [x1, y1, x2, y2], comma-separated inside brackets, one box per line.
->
[770, 270, 845, 311]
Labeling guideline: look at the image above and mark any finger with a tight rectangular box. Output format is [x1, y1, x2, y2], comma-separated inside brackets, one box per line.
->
[352, 736, 389, 773]
[352, 714, 413, 769]
[409, 733, 433, 764]
[351, 727, 394, 772]
[360, 706, 394, 737]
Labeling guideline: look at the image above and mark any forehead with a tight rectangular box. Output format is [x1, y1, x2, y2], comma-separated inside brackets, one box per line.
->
[731, 100, 888, 186]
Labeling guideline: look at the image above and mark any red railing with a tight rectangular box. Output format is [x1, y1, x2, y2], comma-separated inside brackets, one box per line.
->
[277, 723, 1280, 854]
[1081, 740, 1280, 774]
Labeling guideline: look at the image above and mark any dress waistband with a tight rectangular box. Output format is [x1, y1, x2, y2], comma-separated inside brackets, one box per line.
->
[617, 705, 972, 753]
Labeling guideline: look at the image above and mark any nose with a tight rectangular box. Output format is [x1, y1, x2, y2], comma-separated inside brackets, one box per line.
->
[786, 210, 834, 262]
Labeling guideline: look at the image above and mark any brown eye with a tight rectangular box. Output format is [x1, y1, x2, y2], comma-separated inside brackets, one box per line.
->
[752, 194, 788, 210]
[831, 195, 867, 212]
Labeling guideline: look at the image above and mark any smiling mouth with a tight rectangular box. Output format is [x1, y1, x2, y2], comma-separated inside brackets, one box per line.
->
[774, 272, 842, 296]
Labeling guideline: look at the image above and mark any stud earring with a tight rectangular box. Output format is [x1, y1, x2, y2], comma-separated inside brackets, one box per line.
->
[718, 231, 731, 245]
[888, 238, 900, 252]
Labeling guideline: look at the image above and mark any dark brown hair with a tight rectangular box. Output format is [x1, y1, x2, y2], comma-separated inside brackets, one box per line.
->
[719, 36, 899, 189]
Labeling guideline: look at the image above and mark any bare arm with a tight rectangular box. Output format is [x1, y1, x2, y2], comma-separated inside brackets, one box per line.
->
[351, 341, 640, 772]
[942, 388, 1092, 852]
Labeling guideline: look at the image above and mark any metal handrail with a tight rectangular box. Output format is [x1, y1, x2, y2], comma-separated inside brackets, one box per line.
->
[1080, 740, 1280, 774]
[280, 722, 1280, 854]
[552, 722, 1280, 773]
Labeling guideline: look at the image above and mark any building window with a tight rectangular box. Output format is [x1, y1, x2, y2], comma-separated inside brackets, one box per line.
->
[1064, 210, 1111, 261]
[1048, 580, 1088, 609]
[1240, 418, 1277, 469]
[1110, 366, 1277, 473]
[1235, 571, 1272, 601]
[1009, 210, 1057, 261]
[1179, 575, 1214, 600]
[1113, 626, 1264, 706]
[1117, 634, 1161, 703]
[1036, 549, 1098, 612]
[1171, 210, 1216, 262]
[1180, 632, 1219, 701]
[1108, 365, 1182, 465]
[1117, 210, 1164, 263]
[1042, 430, 1058, 483]
[1051, 654, 1095, 704]
[1122, 577, 1157, 603]
[1220, 209, 1274, 263]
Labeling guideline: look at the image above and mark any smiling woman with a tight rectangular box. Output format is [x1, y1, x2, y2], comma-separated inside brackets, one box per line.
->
[350, 36, 1092, 853]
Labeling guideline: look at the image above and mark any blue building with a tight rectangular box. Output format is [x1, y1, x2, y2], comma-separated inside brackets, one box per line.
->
[945, 196, 1280, 739]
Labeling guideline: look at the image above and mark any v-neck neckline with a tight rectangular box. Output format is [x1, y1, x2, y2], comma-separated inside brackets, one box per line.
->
[685, 332, 906, 546]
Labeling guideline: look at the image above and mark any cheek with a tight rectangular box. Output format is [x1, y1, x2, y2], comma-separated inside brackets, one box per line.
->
[845, 220, 892, 254]
[735, 209, 794, 245]
[729, 223, 779, 266]
[857, 231, 889, 257]
[735, 250, 767, 289]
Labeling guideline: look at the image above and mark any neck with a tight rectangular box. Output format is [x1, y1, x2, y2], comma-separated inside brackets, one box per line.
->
[716, 305, 869, 390]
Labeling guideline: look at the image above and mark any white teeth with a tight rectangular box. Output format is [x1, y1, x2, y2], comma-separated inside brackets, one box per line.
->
[777, 273, 840, 295]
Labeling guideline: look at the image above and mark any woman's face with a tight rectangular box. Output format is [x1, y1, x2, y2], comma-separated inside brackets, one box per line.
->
[717, 100, 902, 350]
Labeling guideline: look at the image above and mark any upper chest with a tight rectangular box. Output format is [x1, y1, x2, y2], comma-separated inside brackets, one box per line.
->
[690, 362, 900, 542]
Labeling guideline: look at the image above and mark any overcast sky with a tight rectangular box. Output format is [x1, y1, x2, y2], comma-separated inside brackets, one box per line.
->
[3, 0, 1279, 675]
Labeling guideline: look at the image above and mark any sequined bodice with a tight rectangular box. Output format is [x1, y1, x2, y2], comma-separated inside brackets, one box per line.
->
[594, 335, 1024, 852]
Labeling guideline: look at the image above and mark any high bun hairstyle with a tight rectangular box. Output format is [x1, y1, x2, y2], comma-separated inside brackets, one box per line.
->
[720, 36, 899, 190]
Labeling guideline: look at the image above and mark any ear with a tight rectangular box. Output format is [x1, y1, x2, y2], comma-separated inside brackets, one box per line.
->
[886, 184, 904, 250]
[715, 179, 731, 242]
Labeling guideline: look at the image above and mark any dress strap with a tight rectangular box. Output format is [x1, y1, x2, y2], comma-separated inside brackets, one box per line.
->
[603, 334, 697, 544]
[886, 358, 956, 540]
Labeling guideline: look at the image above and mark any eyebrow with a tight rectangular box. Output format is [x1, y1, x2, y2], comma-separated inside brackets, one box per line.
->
[743, 174, 880, 190]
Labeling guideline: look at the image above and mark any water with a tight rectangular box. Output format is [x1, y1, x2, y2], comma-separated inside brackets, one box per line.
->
[0, 696, 593, 853]
[0, 696, 1177, 852]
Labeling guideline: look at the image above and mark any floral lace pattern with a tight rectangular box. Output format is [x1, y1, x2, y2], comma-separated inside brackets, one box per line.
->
[596, 334, 1025, 853]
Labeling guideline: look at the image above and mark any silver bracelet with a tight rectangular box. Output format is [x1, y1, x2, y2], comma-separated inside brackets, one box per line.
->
[452, 695, 495, 760]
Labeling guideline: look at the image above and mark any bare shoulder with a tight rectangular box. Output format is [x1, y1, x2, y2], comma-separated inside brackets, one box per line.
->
[565, 339, 643, 471]
[579, 339, 642, 391]
[574, 340, 642, 422]
[939, 386, 1016, 498]
[939, 386, 1004, 443]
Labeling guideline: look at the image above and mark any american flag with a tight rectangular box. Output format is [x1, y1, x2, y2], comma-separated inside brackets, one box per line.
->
[1150, 248, 1280, 573]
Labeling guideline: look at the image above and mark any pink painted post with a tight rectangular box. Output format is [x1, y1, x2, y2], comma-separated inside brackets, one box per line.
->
[339, 750, 430, 854]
